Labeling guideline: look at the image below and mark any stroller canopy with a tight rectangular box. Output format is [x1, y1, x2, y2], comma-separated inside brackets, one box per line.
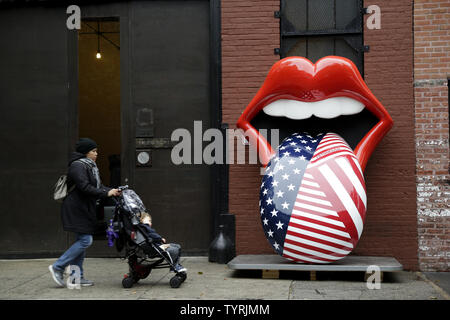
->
[120, 189, 146, 215]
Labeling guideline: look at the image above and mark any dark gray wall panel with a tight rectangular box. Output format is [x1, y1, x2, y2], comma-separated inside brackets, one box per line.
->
[130, 1, 211, 253]
[0, 6, 69, 255]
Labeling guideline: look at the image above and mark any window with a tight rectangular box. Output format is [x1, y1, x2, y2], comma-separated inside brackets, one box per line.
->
[280, 0, 364, 75]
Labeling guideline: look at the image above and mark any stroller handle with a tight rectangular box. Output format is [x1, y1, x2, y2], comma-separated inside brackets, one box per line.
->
[110, 185, 129, 205]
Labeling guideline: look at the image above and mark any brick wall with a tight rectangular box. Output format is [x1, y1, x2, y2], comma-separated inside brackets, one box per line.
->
[222, 0, 280, 255]
[414, 0, 450, 271]
[358, 0, 417, 270]
[222, 0, 419, 270]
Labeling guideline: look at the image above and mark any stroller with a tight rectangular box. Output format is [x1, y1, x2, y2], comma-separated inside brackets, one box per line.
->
[108, 186, 187, 289]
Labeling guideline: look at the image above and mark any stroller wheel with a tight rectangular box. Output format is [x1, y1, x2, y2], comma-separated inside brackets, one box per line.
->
[122, 276, 134, 289]
[178, 272, 187, 282]
[169, 275, 183, 288]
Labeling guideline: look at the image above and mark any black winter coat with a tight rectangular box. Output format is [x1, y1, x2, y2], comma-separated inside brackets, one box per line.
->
[140, 224, 163, 244]
[61, 152, 111, 234]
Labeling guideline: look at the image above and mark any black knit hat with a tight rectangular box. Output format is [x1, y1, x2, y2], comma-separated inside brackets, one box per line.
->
[76, 138, 98, 154]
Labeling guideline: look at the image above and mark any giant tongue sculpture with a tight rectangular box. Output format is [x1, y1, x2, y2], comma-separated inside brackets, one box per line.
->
[260, 132, 366, 263]
[236, 56, 393, 263]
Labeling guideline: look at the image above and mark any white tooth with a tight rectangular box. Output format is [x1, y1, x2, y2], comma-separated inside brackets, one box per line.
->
[262, 97, 364, 120]
[339, 97, 365, 115]
[263, 99, 312, 120]
[313, 99, 341, 119]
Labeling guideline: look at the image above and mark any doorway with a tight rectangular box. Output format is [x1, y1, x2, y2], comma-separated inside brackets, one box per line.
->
[78, 17, 121, 252]
[68, 1, 223, 257]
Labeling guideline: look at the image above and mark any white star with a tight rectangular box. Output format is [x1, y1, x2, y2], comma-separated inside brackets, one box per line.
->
[277, 164, 284, 171]
[276, 221, 284, 230]
[273, 241, 280, 250]
[299, 155, 306, 161]
[285, 138, 292, 142]
[266, 198, 273, 205]
[282, 173, 289, 180]
[312, 139, 317, 143]
[296, 135, 303, 138]
[276, 190, 284, 198]
[307, 135, 312, 138]
[288, 159, 295, 165]
[293, 168, 301, 174]
[260, 208, 264, 215]
[289, 142, 297, 146]
[301, 140, 307, 144]
[271, 209, 278, 217]
[294, 147, 301, 153]
[287, 184, 295, 191]
[262, 188, 268, 195]
[283, 151, 290, 157]
[305, 146, 312, 151]
[263, 218, 268, 225]
[273, 165, 281, 174]
[271, 180, 279, 187]
[281, 202, 289, 210]
[279, 146, 287, 150]
[273, 157, 280, 162]
[267, 229, 274, 237]
[261, 181, 265, 188]
[268, 171, 274, 177]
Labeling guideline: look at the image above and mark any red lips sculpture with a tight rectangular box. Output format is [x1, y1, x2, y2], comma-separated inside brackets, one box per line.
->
[236, 56, 393, 263]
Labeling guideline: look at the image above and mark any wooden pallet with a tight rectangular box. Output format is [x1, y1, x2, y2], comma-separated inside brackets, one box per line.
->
[229, 255, 402, 281]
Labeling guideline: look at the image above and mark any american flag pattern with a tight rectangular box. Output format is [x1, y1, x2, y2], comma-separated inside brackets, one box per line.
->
[260, 132, 366, 264]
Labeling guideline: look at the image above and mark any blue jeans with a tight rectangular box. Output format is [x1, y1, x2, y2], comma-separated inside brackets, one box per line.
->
[166, 243, 181, 266]
[53, 233, 93, 278]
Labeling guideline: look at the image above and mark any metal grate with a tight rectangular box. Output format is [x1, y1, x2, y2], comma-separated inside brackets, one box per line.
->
[280, 0, 364, 75]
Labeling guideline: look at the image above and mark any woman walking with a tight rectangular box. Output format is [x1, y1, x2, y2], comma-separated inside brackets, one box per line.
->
[49, 138, 121, 287]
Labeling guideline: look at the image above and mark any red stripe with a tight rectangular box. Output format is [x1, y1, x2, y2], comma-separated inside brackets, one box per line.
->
[293, 196, 334, 212]
[292, 203, 339, 219]
[300, 178, 322, 189]
[346, 155, 366, 187]
[311, 150, 355, 163]
[316, 137, 347, 146]
[312, 141, 353, 156]
[286, 229, 353, 252]
[288, 218, 351, 242]
[309, 161, 359, 241]
[291, 209, 344, 226]
[283, 239, 346, 261]
[326, 160, 366, 221]
[283, 249, 334, 263]
[282, 252, 330, 263]
[315, 143, 350, 155]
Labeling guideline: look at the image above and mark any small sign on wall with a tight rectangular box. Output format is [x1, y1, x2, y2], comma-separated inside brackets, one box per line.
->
[136, 107, 154, 138]
[136, 149, 151, 167]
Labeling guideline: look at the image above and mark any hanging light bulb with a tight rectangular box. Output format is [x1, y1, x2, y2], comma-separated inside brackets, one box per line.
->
[96, 21, 101, 60]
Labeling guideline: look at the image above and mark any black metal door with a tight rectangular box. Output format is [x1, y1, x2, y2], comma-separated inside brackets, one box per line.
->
[129, 1, 212, 254]
[0, 6, 70, 257]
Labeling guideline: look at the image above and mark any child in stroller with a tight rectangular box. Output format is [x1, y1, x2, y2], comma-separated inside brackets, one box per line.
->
[110, 186, 187, 289]
[138, 212, 186, 273]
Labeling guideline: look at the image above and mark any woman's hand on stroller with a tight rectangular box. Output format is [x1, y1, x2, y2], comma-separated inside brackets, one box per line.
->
[108, 188, 122, 197]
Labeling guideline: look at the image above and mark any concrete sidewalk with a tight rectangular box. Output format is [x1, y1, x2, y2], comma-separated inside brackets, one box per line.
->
[0, 257, 448, 300]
